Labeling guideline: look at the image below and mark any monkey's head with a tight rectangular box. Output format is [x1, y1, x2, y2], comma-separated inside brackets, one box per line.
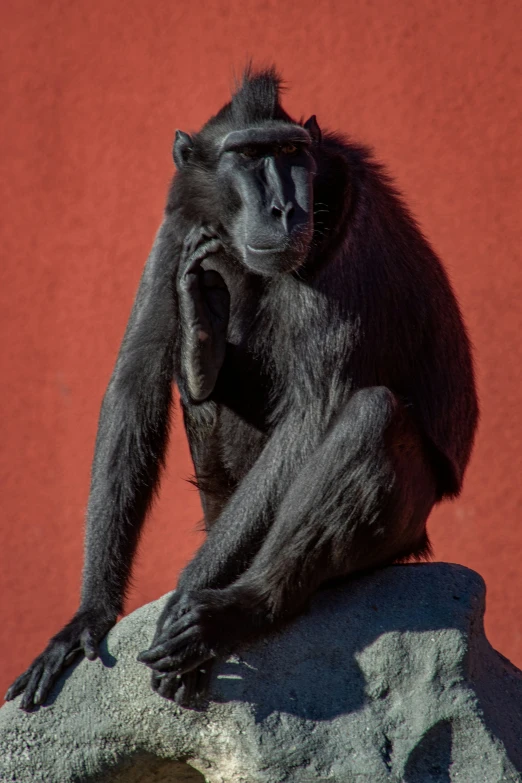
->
[170, 68, 321, 276]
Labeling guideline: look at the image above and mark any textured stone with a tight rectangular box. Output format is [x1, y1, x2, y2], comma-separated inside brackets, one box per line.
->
[1, 563, 522, 782]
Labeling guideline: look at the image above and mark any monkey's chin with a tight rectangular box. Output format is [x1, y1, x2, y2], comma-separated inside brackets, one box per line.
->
[243, 244, 308, 276]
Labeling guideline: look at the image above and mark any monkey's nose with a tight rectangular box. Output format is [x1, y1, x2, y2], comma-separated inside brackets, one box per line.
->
[271, 202, 295, 221]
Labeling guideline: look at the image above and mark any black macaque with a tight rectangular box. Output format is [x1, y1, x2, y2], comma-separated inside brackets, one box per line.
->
[7, 67, 478, 711]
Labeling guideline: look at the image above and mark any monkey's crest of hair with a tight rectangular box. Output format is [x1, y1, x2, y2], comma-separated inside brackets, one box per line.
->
[204, 66, 294, 137]
[230, 66, 289, 124]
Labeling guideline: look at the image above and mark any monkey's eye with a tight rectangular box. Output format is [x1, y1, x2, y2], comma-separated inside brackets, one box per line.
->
[281, 143, 298, 155]
[240, 147, 259, 159]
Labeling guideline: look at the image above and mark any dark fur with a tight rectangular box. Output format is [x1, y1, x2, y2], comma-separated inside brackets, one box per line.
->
[7, 68, 478, 710]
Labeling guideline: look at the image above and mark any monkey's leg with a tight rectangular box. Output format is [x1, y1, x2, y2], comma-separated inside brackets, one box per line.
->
[139, 387, 437, 689]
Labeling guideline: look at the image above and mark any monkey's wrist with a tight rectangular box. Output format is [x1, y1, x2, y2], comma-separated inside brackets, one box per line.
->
[76, 600, 120, 622]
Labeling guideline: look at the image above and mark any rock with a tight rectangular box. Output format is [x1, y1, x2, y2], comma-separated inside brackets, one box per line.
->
[1, 563, 522, 782]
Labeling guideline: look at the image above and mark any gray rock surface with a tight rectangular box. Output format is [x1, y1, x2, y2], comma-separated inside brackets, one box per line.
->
[1, 563, 522, 782]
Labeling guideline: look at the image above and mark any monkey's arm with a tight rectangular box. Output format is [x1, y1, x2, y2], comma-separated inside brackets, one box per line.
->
[80, 227, 228, 614]
[6, 222, 179, 710]
[80, 229, 179, 614]
[176, 227, 230, 403]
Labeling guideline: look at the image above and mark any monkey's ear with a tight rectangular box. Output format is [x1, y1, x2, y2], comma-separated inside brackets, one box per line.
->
[303, 115, 321, 144]
[173, 130, 193, 169]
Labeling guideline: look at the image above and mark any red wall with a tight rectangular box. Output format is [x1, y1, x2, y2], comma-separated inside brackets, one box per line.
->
[1, 0, 521, 698]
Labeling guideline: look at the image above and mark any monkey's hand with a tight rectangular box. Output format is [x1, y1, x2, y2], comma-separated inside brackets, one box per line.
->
[135, 590, 210, 706]
[178, 226, 230, 403]
[138, 587, 251, 706]
[4, 606, 117, 711]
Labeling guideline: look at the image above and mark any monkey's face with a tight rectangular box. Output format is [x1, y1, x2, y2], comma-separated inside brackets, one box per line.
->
[215, 125, 316, 276]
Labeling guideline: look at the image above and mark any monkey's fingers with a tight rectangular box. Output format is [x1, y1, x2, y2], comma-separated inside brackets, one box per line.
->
[64, 647, 83, 667]
[137, 644, 169, 664]
[6, 660, 59, 709]
[138, 627, 199, 668]
[141, 626, 216, 676]
[152, 670, 183, 700]
[5, 670, 31, 701]
[174, 667, 211, 709]
[148, 645, 211, 676]
[140, 609, 201, 661]
[33, 668, 56, 707]
[153, 595, 193, 638]
[21, 645, 70, 710]
[151, 670, 168, 689]
[20, 664, 45, 711]
[184, 239, 223, 276]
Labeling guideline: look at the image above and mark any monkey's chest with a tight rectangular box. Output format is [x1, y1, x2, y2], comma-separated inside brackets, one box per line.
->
[212, 342, 272, 431]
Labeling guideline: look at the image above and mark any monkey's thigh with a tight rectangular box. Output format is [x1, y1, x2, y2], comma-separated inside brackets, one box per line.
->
[236, 386, 437, 615]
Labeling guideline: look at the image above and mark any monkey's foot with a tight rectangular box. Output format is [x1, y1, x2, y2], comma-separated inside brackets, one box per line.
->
[150, 666, 212, 709]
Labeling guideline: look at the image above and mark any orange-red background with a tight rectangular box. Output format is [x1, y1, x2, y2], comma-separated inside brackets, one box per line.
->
[1, 0, 521, 697]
